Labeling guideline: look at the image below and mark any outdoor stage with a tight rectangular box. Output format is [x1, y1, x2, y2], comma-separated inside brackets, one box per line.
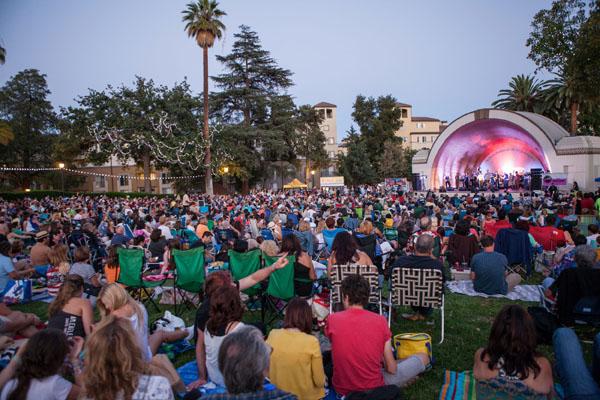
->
[411, 108, 600, 192]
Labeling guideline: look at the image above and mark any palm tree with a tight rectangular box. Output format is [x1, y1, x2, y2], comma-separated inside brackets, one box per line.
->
[492, 74, 546, 113]
[541, 73, 582, 134]
[182, 0, 226, 195]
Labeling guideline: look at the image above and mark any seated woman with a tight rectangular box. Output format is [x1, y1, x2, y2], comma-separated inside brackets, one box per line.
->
[0, 328, 83, 400]
[266, 298, 325, 400]
[103, 245, 120, 284]
[473, 305, 553, 399]
[204, 285, 246, 386]
[68, 246, 102, 297]
[46, 244, 70, 297]
[97, 284, 187, 361]
[188, 256, 290, 390]
[81, 316, 174, 400]
[47, 275, 93, 338]
[447, 219, 479, 266]
[279, 235, 316, 297]
[327, 231, 372, 275]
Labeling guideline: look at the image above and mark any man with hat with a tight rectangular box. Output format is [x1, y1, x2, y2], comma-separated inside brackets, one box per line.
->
[30, 231, 51, 274]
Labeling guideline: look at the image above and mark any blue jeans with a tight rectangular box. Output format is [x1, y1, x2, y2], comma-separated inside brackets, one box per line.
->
[553, 327, 600, 400]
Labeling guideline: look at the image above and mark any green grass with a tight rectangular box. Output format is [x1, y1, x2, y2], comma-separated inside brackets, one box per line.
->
[12, 288, 595, 400]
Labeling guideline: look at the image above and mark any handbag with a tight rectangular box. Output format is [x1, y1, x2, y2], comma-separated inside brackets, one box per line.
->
[1, 280, 33, 305]
[393, 333, 432, 361]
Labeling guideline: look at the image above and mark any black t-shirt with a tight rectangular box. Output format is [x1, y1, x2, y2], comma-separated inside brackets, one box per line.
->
[392, 254, 445, 283]
[148, 238, 168, 260]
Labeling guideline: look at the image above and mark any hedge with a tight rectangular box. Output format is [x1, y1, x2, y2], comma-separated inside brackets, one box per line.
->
[0, 191, 175, 201]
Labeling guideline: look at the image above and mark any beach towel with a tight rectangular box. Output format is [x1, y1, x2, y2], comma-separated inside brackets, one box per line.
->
[439, 370, 476, 400]
[446, 281, 540, 302]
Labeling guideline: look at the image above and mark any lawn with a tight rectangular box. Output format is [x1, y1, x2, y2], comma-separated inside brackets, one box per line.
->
[12, 286, 595, 400]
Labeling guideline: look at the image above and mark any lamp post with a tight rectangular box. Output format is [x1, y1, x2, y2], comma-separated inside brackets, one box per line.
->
[58, 163, 65, 192]
[311, 170, 315, 189]
[223, 166, 229, 194]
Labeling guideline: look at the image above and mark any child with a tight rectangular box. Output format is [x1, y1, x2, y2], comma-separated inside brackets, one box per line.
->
[46, 245, 70, 297]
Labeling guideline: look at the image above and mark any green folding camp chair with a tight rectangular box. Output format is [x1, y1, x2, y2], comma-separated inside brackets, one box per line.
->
[228, 249, 263, 311]
[261, 254, 296, 325]
[384, 227, 398, 241]
[355, 207, 363, 219]
[228, 249, 263, 295]
[172, 247, 205, 313]
[116, 247, 164, 311]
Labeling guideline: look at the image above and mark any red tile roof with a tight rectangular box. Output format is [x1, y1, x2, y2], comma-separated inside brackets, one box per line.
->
[314, 102, 336, 108]
[396, 102, 412, 107]
[412, 116, 440, 122]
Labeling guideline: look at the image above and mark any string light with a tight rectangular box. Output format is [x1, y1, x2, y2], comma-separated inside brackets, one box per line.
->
[0, 167, 202, 181]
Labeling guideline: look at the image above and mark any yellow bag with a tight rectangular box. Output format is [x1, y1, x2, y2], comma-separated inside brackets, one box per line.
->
[393, 333, 432, 360]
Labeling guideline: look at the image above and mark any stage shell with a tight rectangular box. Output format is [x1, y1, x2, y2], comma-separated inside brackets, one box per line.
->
[412, 109, 600, 191]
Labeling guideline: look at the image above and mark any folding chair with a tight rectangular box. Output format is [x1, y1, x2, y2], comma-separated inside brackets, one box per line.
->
[228, 249, 263, 310]
[322, 229, 340, 252]
[384, 228, 398, 242]
[117, 247, 164, 312]
[261, 254, 296, 325]
[172, 247, 205, 313]
[329, 264, 382, 314]
[388, 267, 445, 344]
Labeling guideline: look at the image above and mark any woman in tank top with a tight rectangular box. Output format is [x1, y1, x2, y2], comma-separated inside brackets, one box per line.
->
[47, 274, 93, 338]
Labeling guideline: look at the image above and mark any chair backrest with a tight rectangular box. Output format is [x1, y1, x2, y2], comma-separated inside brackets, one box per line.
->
[263, 254, 296, 300]
[390, 267, 443, 309]
[116, 247, 144, 287]
[330, 264, 379, 304]
[322, 229, 341, 251]
[173, 247, 205, 293]
[228, 249, 262, 293]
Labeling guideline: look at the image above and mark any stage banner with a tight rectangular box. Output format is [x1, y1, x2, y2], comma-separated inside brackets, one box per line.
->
[385, 178, 410, 191]
[320, 176, 345, 187]
[542, 173, 568, 188]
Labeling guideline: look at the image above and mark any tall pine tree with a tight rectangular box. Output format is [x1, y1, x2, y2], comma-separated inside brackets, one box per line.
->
[212, 25, 296, 190]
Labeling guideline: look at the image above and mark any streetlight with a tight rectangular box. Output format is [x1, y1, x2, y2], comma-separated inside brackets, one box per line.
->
[311, 170, 315, 189]
[222, 166, 229, 194]
[58, 162, 65, 192]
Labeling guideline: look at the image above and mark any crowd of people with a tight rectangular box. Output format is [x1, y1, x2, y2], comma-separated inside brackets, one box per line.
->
[0, 183, 599, 399]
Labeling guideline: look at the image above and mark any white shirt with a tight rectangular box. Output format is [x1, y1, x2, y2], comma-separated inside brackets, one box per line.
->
[204, 322, 245, 386]
[1, 375, 71, 400]
[158, 225, 173, 240]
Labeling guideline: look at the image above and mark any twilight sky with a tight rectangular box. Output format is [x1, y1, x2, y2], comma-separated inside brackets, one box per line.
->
[0, 0, 552, 141]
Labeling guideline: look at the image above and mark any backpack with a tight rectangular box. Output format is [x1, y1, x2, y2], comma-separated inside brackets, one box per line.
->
[527, 306, 558, 345]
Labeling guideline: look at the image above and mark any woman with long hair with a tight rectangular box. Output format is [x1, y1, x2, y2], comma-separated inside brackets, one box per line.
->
[266, 298, 325, 400]
[103, 245, 120, 284]
[327, 231, 372, 275]
[82, 316, 173, 400]
[204, 285, 245, 387]
[0, 329, 82, 400]
[47, 274, 93, 338]
[280, 234, 316, 297]
[97, 284, 187, 361]
[447, 219, 479, 266]
[473, 305, 553, 397]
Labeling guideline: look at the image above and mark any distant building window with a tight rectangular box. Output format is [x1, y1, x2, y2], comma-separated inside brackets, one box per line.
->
[401, 109, 408, 118]
[416, 122, 425, 129]
[119, 175, 128, 186]
[319, 109, 325, 118]
[328, 138, 335, 145]
[326, 109, 333, 119]
[95, 176, 105, 188]
[322, 125, 329, 131]
[329, 151, 335, 158]
[422, 136, 426, 143]
[416, 137, 419, 143]
[161, 172, 168, 184]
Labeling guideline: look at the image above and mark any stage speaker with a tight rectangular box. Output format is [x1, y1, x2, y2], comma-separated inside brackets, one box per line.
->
[530, 168, 543, 191]
[412, 173, 421, 191]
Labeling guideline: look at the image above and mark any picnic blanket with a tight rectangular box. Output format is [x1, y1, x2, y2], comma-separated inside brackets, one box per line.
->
[446, 281, 540, 302]
[439, 370, 476, 400]
[176, 361, 279, 395]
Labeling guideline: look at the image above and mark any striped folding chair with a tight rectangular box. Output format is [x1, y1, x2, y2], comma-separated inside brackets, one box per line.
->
[329, 264, 381, 314]
[388, 267, 445, 344]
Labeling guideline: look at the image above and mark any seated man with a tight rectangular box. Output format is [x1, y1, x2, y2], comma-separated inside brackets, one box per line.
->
[110, 225, 131, 246]
[326, 274, 428, 396]
[29, 231, 51, 274]
[392, 234, 444, 321]
[203, 325, 295, 399]
[470, 235, 521, 295]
